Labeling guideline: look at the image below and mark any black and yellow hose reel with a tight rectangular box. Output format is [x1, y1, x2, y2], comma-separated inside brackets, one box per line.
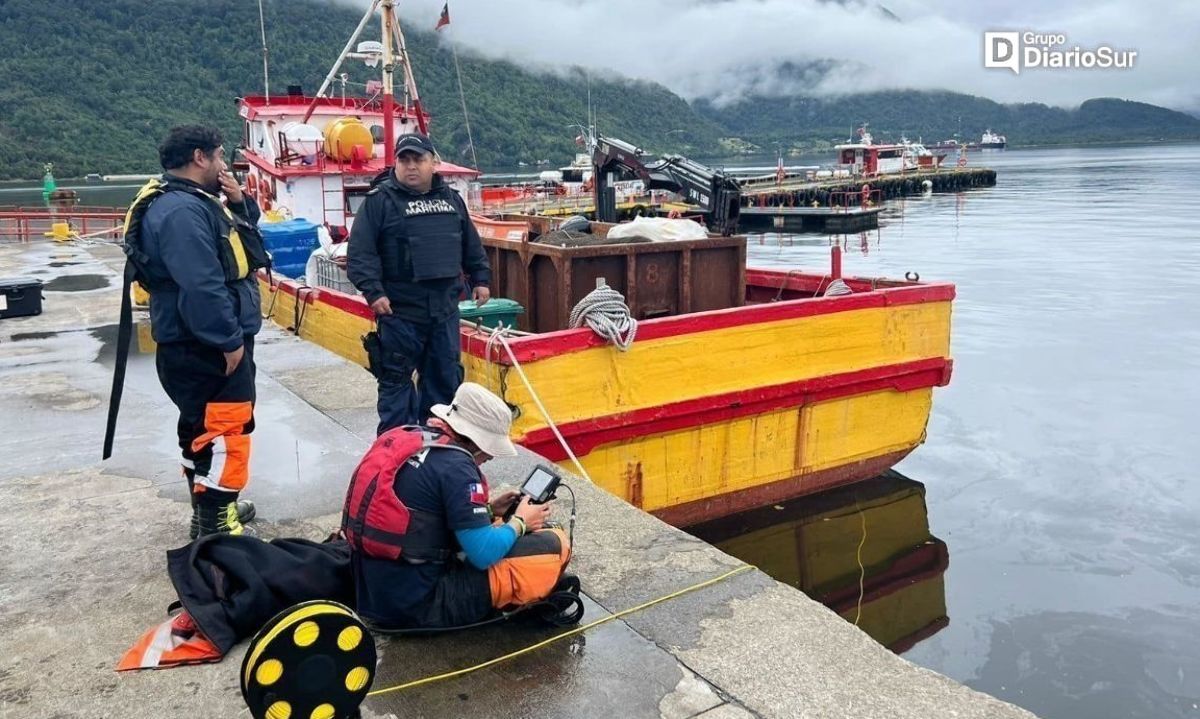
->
[241, 601, 377, 719]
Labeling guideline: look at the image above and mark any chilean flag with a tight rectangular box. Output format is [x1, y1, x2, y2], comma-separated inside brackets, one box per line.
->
[435, 3, 450, 30]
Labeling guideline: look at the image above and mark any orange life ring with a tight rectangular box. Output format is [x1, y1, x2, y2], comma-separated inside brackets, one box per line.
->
[246, 174, 259, 199]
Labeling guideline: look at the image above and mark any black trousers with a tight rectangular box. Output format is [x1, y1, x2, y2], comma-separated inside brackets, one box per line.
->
[374, 312, 462, 434]
[155, 336, 257, 493]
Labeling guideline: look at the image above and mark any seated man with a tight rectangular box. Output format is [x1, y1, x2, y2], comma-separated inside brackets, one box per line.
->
[343, 382, 573, 630]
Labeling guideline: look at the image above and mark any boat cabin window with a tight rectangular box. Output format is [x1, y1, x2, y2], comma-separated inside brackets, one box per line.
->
[345, 189, 370, 216]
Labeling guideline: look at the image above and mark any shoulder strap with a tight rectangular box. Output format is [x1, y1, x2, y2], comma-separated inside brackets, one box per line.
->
[421, 439, 474, 459]
[102, 259, 137, 460]
[377, 183, 408, 223]
[104, 179, 170, 460]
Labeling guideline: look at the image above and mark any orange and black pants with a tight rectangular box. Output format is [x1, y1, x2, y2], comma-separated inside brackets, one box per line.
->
[356, 528, 572, 630]
[155, 336, 256, 494]
[486, 527, 572, 611]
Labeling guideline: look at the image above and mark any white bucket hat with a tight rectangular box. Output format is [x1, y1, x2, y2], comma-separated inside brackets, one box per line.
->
[430, 382, 518, 458]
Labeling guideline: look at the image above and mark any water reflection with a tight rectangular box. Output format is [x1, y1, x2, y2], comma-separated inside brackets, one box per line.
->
[685, 471, 948, 654]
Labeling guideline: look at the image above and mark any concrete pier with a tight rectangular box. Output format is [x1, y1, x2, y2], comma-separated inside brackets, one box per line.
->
[0, 237, 1035, 718]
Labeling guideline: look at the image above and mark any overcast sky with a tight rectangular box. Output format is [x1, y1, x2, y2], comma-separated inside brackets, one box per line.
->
[343, 0, 1199, 111]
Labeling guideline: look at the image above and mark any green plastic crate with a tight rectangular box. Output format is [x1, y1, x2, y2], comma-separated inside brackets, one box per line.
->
[459, 298, 525, 329]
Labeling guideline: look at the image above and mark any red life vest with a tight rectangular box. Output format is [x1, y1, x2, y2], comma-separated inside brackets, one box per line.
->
[342, 426, 475, 561]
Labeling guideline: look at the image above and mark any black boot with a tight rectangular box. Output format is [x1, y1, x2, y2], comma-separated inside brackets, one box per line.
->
[186, 468, 256, 539]
[194, 488, 252, 537]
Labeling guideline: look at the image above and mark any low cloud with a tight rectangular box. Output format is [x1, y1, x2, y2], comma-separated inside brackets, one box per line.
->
[335, 0, 1199, 110]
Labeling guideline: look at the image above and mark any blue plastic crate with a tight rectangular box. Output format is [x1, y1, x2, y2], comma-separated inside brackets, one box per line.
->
[259, 219, 320, 279]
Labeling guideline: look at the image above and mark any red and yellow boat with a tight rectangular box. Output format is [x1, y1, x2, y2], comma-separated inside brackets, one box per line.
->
[258, 218, 953, 526]
[242, 0, 955, 526]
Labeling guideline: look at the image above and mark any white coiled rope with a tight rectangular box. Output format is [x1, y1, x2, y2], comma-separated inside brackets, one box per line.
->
[569, 284, 638, 351]
[823, 278, 852, 297]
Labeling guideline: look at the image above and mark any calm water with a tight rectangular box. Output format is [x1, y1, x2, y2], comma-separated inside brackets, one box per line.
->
[734, 144, 1200, 719]
[8, 145, 1200, 718]
[0, 179, 144, 208]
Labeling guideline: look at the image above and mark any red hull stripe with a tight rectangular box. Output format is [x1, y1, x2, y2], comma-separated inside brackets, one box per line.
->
[521, 358, 953, 460]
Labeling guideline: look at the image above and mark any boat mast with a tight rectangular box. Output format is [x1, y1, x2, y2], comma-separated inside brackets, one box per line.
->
[257, 0, 270, 101]
[302, 0, 382, 123]
[299, 0, 428, 165]
[387, 11, 428, 136]
[380, 0, 397, 164]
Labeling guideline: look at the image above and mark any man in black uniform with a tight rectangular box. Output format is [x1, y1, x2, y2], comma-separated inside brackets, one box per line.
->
[347, 133, 491, 434]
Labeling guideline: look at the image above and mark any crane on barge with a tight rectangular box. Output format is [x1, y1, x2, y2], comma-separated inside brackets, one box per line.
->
[588, 133, 741, 236]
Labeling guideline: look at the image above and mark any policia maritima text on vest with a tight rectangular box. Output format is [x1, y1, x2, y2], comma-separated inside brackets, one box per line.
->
[347, 132, 492, 435]
[106, 126, 268, 537]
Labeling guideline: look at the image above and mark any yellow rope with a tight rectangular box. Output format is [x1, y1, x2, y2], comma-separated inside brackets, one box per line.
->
[366, 564, 755, 698]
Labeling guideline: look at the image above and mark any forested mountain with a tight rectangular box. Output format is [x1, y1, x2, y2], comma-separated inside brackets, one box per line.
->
[0, 0, 1196, 180]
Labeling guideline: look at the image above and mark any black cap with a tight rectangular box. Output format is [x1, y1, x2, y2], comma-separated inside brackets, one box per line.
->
[395, 132, 435, 157]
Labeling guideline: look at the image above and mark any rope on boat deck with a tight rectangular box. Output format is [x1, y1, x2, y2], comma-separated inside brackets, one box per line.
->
[824, 278, 852, 297]
[568, 284, 638, 352]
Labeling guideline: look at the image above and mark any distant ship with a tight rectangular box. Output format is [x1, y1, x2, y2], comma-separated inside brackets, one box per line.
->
[978, 129, 1007, 149]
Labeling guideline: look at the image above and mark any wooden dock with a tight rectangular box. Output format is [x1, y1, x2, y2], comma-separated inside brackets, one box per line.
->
[739, 205, 885, 233]
[741, 167, 997, 205]
[478, 167, 996, 233]
[735, 167, 995, 233]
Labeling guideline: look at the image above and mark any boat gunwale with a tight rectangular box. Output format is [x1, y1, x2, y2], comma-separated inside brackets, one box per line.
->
[258, 266, 954, 365]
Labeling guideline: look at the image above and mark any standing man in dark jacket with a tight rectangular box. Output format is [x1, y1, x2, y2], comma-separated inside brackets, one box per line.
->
[139, 126, 264, 537]
[347, 132, 492, 434]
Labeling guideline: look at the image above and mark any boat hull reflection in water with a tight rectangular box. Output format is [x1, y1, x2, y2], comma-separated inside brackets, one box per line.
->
[685, 470, 948, 654]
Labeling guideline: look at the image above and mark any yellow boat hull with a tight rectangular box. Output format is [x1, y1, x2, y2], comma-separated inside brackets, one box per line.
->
[259, 265, 953, 526]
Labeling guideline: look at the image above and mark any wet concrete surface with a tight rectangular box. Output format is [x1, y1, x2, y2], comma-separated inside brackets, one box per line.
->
[0, 239, 1039, 719]
[41, 273, 110, 292]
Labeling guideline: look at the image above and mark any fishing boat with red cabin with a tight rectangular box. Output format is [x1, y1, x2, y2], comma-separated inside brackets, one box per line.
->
[835, 124, 946, 177]
[239, 1, 957, 526]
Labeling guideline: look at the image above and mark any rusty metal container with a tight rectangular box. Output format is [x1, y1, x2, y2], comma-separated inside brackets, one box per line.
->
[474, 214, 746, 333]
